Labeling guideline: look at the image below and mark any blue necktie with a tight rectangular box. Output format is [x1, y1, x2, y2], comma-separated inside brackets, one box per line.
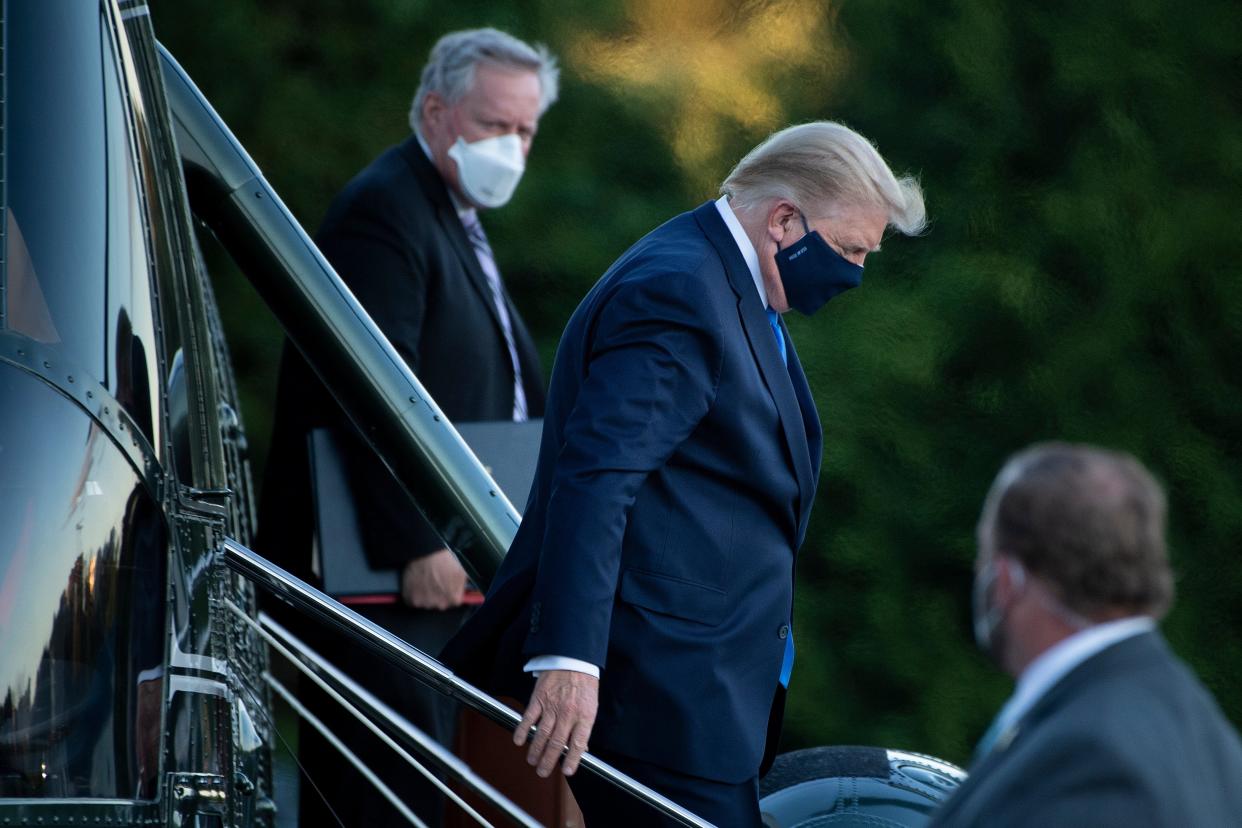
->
[972, 702, 1018, 765]
[766, 308, 787, 366]
[779, 628, 795, 687]
[766, 307, 795, 686]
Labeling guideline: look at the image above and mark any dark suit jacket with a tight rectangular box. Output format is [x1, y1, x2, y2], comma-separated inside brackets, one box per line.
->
[442, 201, 823, 784]
[930, 631, 1242, 827]
[256, 136, 545, 580]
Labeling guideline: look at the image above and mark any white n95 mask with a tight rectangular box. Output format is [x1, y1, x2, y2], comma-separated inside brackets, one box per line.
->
[447, 133, 525, 209]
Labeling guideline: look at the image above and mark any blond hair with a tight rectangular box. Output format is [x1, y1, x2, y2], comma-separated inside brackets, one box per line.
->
[721, 121, 926, 235]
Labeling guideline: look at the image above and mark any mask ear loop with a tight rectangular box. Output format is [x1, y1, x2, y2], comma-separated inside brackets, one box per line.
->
[775, 210, 812, 254]
[1005, 558, 1027, 594]
[1011, 560, 1094, 631]
[988, 556, 1026, 626]
[1036, 583, 1093, 630]
[973, 558, 1009, 648]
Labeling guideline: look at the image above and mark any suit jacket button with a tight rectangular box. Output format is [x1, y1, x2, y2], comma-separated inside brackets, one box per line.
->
[778, 625, 789, 640]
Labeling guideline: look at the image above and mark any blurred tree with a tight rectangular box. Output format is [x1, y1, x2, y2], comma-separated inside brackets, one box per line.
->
[154, 0, 1242, 770]
[781, 0, 1242, 760]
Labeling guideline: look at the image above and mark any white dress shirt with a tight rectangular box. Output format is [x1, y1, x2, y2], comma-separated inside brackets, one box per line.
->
[714, 194, 770, 309]
[983, 616, 1156, 752]
[525, 197, 770, 679]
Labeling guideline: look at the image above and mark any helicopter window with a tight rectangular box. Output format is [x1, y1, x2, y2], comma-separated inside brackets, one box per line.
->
[3, 213, 58, 343]
[101, 0, 161, 447]
[0, 364, 167, 799]
[3, 0, 108, 382]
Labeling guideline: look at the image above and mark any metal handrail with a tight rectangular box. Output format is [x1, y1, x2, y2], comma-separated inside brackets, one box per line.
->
[223, 598, 525, 827]
[266, 672, 431, 828]
[233, 603, 529, 828]
[222, 537, 716, 828]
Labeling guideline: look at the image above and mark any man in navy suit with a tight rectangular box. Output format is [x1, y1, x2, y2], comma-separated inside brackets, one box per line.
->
[442, 121, 926, 825]
[930, 443, 1242, 826]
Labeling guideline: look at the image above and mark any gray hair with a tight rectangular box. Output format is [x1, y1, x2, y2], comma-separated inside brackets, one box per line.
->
[979, 442, 1175, 621]
[721, 121, 926, 236]
[409, 28, 559, 132]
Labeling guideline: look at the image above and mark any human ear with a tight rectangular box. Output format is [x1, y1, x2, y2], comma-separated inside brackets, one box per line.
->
[995, 556, 1027, 604]
[422, 92, 447, 132]
[766, 200, 799, 244]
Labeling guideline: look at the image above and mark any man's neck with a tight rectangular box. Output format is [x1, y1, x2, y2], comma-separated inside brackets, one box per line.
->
[1013, 616, 1155, 690]
[415, 129, 473, 216]
[730, 202, 769, 261]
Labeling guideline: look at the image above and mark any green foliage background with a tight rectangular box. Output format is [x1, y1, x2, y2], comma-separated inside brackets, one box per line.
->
[154, 0, 1242, 765]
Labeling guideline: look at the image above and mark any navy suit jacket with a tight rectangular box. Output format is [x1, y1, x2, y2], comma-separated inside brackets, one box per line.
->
[442, 201, 823, 783]
[930, 631, 1242, 826]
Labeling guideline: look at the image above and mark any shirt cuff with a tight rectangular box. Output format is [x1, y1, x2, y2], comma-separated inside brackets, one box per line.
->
[523, 655, 600, 679]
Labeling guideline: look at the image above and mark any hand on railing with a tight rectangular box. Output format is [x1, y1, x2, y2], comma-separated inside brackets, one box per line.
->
[516, 669, 599, 778]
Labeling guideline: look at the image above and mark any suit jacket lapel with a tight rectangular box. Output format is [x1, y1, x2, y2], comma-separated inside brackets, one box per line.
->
[398, 138, 510, 340]
[783, 323, 822, 539]
[693, 202, 816, 534]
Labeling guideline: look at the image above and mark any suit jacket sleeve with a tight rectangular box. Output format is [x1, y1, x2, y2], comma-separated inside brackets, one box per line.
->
[522, 263, 725, 667]
[316, 193, 447, 567]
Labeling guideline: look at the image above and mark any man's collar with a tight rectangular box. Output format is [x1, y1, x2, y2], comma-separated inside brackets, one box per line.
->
[997, 615, 1156, 735]
[714, 195, 769, 309]
[415, 130, 475, 220]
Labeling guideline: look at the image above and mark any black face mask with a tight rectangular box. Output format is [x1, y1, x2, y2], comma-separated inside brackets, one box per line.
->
[774, 212, 863, 316]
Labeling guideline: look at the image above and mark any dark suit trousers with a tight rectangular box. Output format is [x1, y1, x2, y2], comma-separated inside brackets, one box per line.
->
[568, 748, 762, 828]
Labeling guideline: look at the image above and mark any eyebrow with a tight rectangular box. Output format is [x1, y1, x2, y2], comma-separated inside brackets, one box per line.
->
[843, 240, 881, 254]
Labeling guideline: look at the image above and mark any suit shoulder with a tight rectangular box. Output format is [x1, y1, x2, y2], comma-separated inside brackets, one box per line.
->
[318, 144, 433, 237]
[1031, 653, 1242, 781]
[597, 212, 733, 316]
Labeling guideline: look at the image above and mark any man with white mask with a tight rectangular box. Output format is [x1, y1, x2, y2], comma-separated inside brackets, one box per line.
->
[256, 27, 557, 825]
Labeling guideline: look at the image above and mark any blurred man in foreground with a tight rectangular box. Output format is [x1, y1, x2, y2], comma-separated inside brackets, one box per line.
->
[931, 443, 1242, 826]
[443, 121, 926, 826]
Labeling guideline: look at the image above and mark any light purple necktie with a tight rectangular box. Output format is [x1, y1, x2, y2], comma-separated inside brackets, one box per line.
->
[460, 211, 528, 422]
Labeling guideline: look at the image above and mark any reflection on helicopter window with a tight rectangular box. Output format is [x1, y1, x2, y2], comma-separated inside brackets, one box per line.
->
[0, 367, 166, 799]
[3, 212, 59, 344]
[3, 2, 108, 380]
[102, 1, 161, 447]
